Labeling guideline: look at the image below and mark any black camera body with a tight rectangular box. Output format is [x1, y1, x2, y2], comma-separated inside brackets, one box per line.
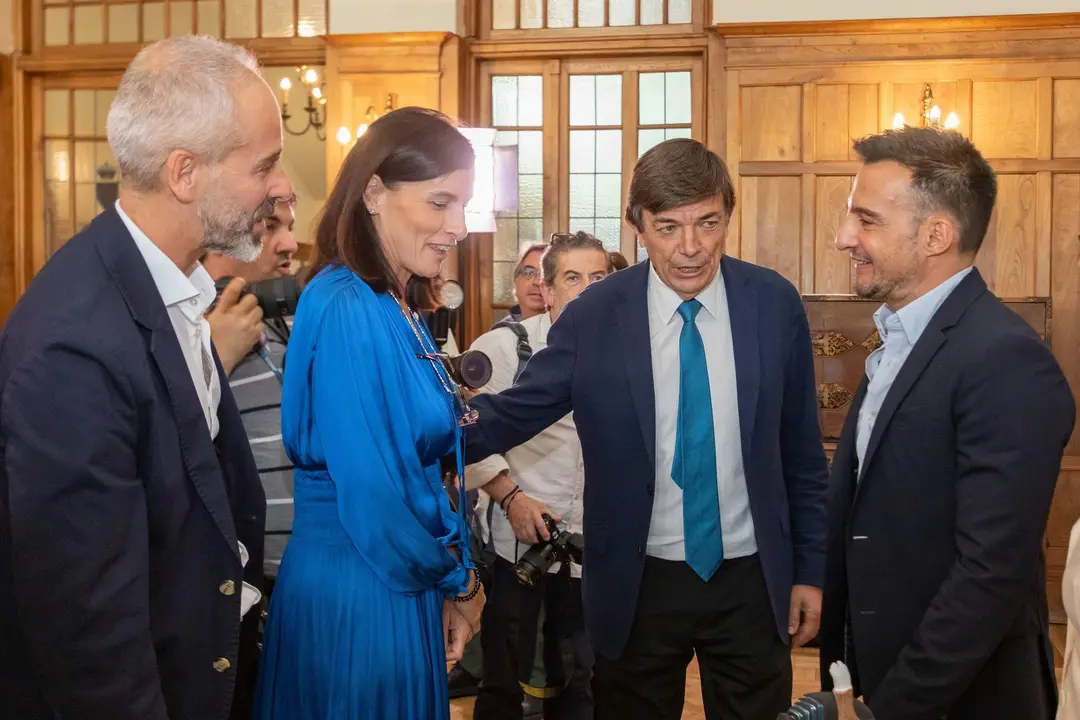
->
[514, 513, 584, 588]
[212, 275, 300, 319]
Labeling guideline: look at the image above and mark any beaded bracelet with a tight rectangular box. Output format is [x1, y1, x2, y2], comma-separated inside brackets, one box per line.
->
[453, 571, 481, 603]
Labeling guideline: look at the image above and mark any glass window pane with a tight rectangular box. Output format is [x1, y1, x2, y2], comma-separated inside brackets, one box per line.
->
[44, 91, 70, 137]
[669, 0, 692, 23]
[595, 174, 622, 217]
[595, 75, 622, 126]
[492, 77, 518, 127]
[297, 0, 327, 35]
[261, 0, 293, 37]
[578, 0, 604, 26]
[639, 73, 666, 125]
[665, 127, 692, 140]
[568, 219, 595, 236]
[75, 183, 98, 230]
[108, 4, 140, 43]
[143, 3, 166, 41]
[518, 76, 543, 127]
[47, 180, 73, 255]
[637, 244, 649, 262]
[665, 72, 692, 125]
[594, 218, 622, 252]
[73, 5, 105, 45]
[638, 128, 665, 157]
[170, 1, 194, 35]
[519, 218, 544, 244]
[569, 76, 596, 127]
[225, 0, 257, 38]
[74, 141, 96, 184]
[494, 261, 514, 304]
[492, 0, 516, 29]
[73, 90, 95, 136]
[569, 175, 595, 218]
[547, 0, 573, 28]
[518, 174, 543, 217]
[46, 140, 71, 182]
[495, 219, 519, 262]
[44, 7, 70, 46]
[596, 130, 621, 173]
[96, 90, 116, 135]
[640, 0, 664, 25]
[97, 142, 119, 182]
[518, 131, 543, 174]
[198, 0, 222, 36]
[569, 131, 595, 174]
[520, 0, 543, 29]
[609, 0, 635, 26]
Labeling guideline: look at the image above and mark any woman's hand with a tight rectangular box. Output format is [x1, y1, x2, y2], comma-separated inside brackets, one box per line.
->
[442, 598, 472, 662]
[453, 572, 486, 634]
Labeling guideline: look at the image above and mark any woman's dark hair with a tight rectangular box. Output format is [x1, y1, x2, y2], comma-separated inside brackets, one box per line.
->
[310, 106, 475, 310]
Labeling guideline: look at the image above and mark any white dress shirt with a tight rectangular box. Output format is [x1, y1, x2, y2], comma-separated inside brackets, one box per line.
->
[646, 263, 757, 561]
[464, 312, 586, 578]
[116, 201, 221, 439]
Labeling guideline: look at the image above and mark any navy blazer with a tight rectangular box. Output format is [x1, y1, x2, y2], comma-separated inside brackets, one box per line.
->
[819, 269, 1074, 719]
[0, 207, 266, 720]
[466, 256, 829, 659]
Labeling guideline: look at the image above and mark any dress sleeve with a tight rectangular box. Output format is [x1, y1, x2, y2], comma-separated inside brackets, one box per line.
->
[311, 284, 468, 596]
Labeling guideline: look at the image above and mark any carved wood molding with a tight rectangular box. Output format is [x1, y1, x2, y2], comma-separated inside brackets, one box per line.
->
[713, 15, 1080, 67]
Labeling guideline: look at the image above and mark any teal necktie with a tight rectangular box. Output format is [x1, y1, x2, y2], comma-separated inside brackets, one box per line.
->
[671, 299, 724, 582]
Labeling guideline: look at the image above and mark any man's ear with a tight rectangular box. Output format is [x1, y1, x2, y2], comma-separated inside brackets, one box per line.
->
[540, 282, 555, 309]
[364, 175, 386, 215]
[924, 214, 959, 258]
[164, 150, 200, 204]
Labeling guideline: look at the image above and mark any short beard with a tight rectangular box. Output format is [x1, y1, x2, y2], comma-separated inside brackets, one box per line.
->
[199, 192, 275, 263]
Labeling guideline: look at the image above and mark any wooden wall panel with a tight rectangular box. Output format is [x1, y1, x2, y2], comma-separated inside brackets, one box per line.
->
[717, 19, 1080, 622]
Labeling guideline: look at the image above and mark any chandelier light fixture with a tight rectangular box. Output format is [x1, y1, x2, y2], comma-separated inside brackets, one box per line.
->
[892, 83, 960, 131]
[279, 66, 327, 141]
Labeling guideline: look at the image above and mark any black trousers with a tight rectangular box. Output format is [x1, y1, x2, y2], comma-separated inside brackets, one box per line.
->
[593, 554, 791, 720]
[474, 556, 594, 720]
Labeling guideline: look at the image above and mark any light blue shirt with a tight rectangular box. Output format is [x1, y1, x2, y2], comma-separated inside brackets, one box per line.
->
[855, 267, 973, 475]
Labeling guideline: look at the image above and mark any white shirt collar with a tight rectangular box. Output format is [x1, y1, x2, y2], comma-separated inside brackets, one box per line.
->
[115, 201, 216, 321]
[647, 260, 725, 335]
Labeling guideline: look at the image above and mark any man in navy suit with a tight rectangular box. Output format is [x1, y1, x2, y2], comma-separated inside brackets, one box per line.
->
[0, 36, 289, 720]
[467, 138, 829, 719]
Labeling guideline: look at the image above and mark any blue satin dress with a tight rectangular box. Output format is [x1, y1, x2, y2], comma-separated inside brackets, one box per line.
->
[253, 264, 473, 720]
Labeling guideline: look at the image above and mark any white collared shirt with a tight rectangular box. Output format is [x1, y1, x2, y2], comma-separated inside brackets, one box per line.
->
[116, 201, 220, 439]
[646, 263, 757, 561]
[464, 312, 586, 578]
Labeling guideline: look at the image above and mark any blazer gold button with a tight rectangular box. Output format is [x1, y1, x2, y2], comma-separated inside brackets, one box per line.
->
[213, 657, 231, 673]
[219, 580, 236, 596]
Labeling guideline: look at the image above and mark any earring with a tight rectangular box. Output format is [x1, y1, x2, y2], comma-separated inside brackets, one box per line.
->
[369, 208, 378, 216]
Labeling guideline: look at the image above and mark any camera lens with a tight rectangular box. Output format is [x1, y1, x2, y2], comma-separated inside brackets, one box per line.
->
[452, 350, 493, 389]
[515, 560, 542, 587]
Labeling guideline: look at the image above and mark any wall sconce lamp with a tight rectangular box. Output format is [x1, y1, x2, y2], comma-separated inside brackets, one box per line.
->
[892, 84, 960, 131]
[336, 94, 396, 149]
[279, 66, 327, 141]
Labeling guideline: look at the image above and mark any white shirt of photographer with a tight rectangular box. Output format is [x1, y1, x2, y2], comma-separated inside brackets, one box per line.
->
[464, 312, 585, 578]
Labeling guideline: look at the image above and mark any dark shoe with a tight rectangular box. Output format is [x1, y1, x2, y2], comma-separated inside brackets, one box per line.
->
[522, 694, 543, 719]
[447, 663, 481, 699]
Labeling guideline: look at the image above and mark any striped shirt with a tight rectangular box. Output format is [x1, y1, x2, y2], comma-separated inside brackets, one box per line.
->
[227, 317, 292, 577]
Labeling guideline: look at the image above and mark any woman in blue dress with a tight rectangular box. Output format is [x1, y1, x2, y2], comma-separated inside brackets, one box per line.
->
[254, 107, 486, 719]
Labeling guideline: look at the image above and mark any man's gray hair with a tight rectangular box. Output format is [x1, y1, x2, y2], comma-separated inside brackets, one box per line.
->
[106, 35, 262, 193]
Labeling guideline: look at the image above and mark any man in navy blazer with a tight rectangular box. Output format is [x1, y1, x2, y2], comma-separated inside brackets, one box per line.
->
[467, 138, 829, 719]
[0, 36, 290, 720]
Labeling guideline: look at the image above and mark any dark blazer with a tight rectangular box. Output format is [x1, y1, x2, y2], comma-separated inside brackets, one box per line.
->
[819, 269, 1074, 720]
[0, 207, 266, 720]
[466, 257, 829, 659]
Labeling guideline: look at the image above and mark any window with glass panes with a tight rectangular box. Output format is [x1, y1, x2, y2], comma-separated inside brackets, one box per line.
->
[480, 58, 701, 313]
[486, 0, 695, 34]
[38, 0, 327, 49]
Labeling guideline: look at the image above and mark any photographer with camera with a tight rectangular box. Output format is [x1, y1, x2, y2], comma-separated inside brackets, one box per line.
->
[205, 192, 298, 588]
[464, 231, 611, 720]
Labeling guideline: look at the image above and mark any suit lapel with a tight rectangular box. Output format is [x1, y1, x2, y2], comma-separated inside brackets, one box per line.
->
[722, 258, 760, 466]
[853, 269, 988, 498]
[616, 262, 657, 471]
[93, 208, 240, 562]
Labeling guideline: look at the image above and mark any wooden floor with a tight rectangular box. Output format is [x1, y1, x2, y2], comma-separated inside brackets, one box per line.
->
[450, 628, 1071, 720]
